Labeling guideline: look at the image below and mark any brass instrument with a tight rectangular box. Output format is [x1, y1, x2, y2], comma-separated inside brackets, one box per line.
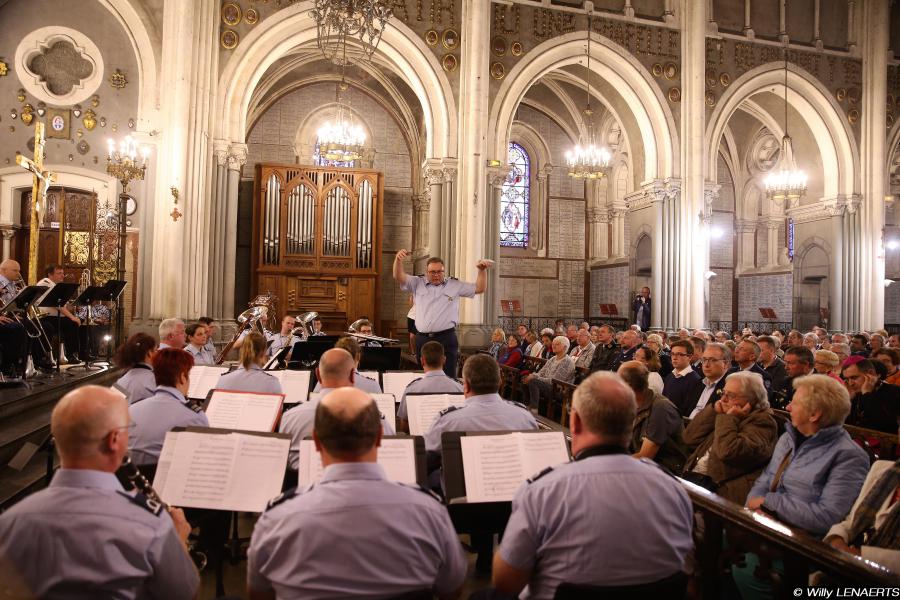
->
[215, 294, 278, 364]
[292, 312, 318, 338]
[347, 317, 399, 345]
[78, 269, 94, 326]
[13, 276, 55, 363]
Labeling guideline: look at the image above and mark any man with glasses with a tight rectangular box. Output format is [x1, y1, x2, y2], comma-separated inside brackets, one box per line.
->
[682, 342, 734, 419]
[773, 346, 815, 409]
[663, 339, 703, 416]
[393, 250, 492, 377]
[0, 385, 199, 597]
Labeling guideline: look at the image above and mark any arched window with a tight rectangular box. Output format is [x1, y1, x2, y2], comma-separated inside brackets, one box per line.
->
[500, 142, 530, 248]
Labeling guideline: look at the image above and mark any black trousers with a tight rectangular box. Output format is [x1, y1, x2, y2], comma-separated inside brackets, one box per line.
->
[39, 316, 83, 362]
[0, 320, 29, 376]
[415, 329, 458, 378]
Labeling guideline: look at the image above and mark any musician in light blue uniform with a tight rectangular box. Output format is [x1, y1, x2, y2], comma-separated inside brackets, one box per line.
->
[249, 387, 466, 599]
[183, 322, 215, 366]
[215, 333, 284, 395]
[129, 349, 208, 467]
[280, 348, 393, 470]
[113, 332, 158, 405]
[0, 385, 199, 599]
[312, 336, 382, 394]
[398, 340, 463, 429]
[493, 372, 693, 599]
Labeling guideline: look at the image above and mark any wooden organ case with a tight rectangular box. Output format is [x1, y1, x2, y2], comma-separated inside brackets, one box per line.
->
[252, 164, 384, 331]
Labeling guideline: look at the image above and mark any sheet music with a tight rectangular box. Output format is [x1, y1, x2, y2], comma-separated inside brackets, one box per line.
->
[297, 438, 417, 486]
[205, 390, 283, 432]
[269, 370, 311, 404]
[371, 393, 396, 432]
[358, 370, 380, 386]
[187, 366, 229, 400]
[460, 431, 569, 503]
[382, 372, 424, 404]
[153, 429, 290, 512]
[406, 394, 466, 436]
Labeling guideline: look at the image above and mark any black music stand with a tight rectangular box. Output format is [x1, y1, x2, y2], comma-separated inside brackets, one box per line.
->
[0, 285, 48, 315]
[70, 286, 107, 371]
[36, 283, 79, 374]
[102, 280, 127, 350]
[287, 338, 339, 369]
[359, 346, 402, 371]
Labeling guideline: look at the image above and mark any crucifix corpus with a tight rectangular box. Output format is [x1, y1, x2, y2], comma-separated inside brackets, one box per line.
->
[15, 121, 57, 284]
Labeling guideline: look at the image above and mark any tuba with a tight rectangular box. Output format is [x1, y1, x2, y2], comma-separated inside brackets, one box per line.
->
[214, 294, 278, 364]
[14, 276, 55, 364]
[292, 312, 318, 339]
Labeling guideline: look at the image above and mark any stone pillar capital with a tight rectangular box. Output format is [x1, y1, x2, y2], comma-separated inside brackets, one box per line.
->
[734, 218, 757, 233]
[412, 193, 430, 211]
[213, 139, 230, 166]
[537, 164, 553, 181]
[0, 229, 14, 241]
[486, 165, 510, 189]
[226, 143, 249, 170]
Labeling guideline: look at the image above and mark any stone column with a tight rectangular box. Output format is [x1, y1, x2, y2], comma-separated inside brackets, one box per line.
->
[735, 218, 757, 272]
[412, 193, 430, 257]
[484, 166, 509, 326]
[530, 165, 552, 253]
[0, 229, 13, 261]
[610, 208, 627, 258]
[439, 159, 458, 266]
[825, 200, 846, 330]
[422, 159, 445, 264]
[223, 143, 247, 320]
[208, 140, 229, 319]
[859, 0, 887, 329]
[764, 217, 783, 269]
[588, 207, 610, 263]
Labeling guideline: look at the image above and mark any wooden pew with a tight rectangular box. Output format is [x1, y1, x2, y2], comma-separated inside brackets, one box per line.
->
[498, 364, 523, 404]
[550, 379, 577, 427]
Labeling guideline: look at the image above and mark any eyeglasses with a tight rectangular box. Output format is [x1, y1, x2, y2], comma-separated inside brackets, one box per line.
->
[700, 357, 726, 364]
[670, 352, 689, 358]
[427, 269, 445, 275]
[720, 391, 745, 400]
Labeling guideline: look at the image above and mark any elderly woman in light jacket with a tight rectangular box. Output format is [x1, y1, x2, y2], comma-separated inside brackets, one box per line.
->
[523, 336, 575, 412]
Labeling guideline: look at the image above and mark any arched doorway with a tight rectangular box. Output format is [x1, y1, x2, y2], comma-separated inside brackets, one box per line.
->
[794, 245, 829, 331]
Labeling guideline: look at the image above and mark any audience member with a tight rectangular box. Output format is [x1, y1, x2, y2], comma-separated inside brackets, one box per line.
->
[524, 331, 543, 358]
[646, 333, 673, 378]
[843, 359, 900, 433]
[492, 372, 693, 599]
[516, 324, 529, 352]
[814, 349, 842, 381]
[803, 332, 819, 352]
[757, 335, 787, 394]
[612, 329, 642, 372]
[732, 340, 772, 393]
[523, 336, 576, 412]
[872, 348, 900, 385]
[774, 347, 814, 410]
[487, 328, 505, 360]
[113, 333, 158, 405]
[681, 343, 733, 419]
[634, 346, 665, 395]
[850, 334, 871, 357]
[569, 329, 595, 370]
[539, 332, 554, 360]
[588, 325, 619, 372]
[682, 371, 778, 503]
[888, 334, 899, 349]
[565, 324, 579, 347]
[831, 342, 851, 366]
[663, 340, 702, 415]
[870, 334, 886, 354]
[498, 333, 525, 368]
[688, 336, 707, 371]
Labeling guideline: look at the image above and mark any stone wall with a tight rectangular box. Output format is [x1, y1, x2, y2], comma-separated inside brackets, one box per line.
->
[738, 273, 793, 324]
[589, 264, 630, 321]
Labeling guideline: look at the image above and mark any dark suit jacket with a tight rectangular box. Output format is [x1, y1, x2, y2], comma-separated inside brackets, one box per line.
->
[632, 297, 651, 330]
[680, 373, 729, 417]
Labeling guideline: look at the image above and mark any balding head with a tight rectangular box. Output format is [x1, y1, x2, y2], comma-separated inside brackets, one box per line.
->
[0, 259, 21, 281]
[317, 348, 356, 387]
[52, 386, 129, 469]
[571, 372, 636, 453]
[314, 387, 382, 462]
[617, 360, 650, 395]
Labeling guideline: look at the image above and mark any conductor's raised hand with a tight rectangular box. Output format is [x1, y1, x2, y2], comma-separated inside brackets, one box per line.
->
[395, 249, 410, 262]
[475, 259, 494, 271]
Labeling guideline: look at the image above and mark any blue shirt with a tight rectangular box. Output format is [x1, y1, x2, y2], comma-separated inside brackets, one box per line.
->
[0, 469, 199, 599]
[500, 451, 693, 599]
[424, 393, 538, 453]
[129, 386, 209, 465]
[248, 462, 466, 598]
[398, 370, 464, 420]
[0, 274, 15, 305]
[215, 364, 283, 395]
[184, 343, 215, 366]
[114, 363, 156, 405]
[400, 275, 476, 333]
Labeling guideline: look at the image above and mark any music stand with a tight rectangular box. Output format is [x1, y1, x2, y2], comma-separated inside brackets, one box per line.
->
[36, 283, 79, 374]
[359, 346, 402, 371]
[70, 286, 107, 371]
[287, 339, 335, 369]
[102, 280, 127, 349]
[0, 285, 48, 315]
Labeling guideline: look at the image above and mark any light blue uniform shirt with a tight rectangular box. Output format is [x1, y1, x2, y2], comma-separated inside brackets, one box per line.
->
[114, 363, 156, 405]
[280, 387, 395, 470]
[0, 469, 199, 599]
[184, 343, 215, 366]
[400, 275, 476, 333]
[215, 363, 283, 395]
[0, 274, 15, 304]
[424, 392, 538, 453]
[248, 462, 466, 599]
[500, 451, 693, 599]
[129, 386, 209, 466]
[398, 370, 464, 419]
[313, 369, 382, 394]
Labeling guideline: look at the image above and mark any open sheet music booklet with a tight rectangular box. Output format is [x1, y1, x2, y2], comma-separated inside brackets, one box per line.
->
[460, 431, 570, 503]
[153, 428, 290, 512]
[187, 366, 229, 400]
[307, 392, 396, 432]
[406, 394, 466, 436]
[268, 370, 311, 404]
[297, 437, 417, 486]
[205, 390, 284, 432]
[382, 371, 424, 404]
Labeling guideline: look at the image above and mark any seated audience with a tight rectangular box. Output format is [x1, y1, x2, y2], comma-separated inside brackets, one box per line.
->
[523, 336, 576, 411]
[612, 329, 642, 372]
[492, 372, 693, 598]
[565, 324, 579, 348]
[157, 318, 186, 350]
[539, 332, 554, 360]
[129, 349, 209, 467]
[870, 333, 886, 353]
[588, 325, 619, 372]
[872, 347, 900, 385]
[773, 346, 815, 410]
[889, 334, 899, 349]
[803, 332, 819, 352]
[619, 361, 688, 474]
[524, 331, 543, 358]
[113, 333, 158, 405]
[785, 329, 804, 349]
[682, 371, 778, 504]
[248, 388, 466, 598]
[0, 386, 198, 598]
[843, 359, 900, 433]
[681, 342, 733, 419]
[734, 375, 869, 599]
[688, 336, 707, 371]
[487, 328, 505, 360]
[498, 333, 524, 368]
[634, 345, 665, 395]
[831, 342, 851, 366]
[813, 349, 842, 381]
[398, 341, 463, 430]
[733, 340, 772, 392]
[516, 324, 529, 352]
[215, 332, 284, 394]
[183, 322, 215, 366]
[850, 334, 871, 357]
[312, 336, 381, 394]
[646, 333, 673, 378]
[663, 340, 702, 416]
[569, 329, 595, 370]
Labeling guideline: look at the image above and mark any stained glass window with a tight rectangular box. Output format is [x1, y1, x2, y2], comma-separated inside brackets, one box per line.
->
[500, 142, 529, 248]
[313, 138, 356, 168]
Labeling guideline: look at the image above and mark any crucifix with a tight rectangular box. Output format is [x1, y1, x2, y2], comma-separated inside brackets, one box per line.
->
[15, 121, 56, 284]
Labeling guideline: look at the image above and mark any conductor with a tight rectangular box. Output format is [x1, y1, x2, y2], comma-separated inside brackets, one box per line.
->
[393, 250, 491, 377]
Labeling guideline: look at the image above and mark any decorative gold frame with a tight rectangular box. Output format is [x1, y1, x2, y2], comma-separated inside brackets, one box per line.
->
[491, 36, 507, 57]
[490, 62, 505, 80]
[442, 29, 459, 50]
[441, 54, 458, 72]
[221, 30, 239, 50]
[245, 8, 259, 25]
[667, 87, 681, 103]
[663, 63, 678, 80]
[222, 2, 242, 26]
[46, 108, 71, 139]
[719, 72, 731, 87]
[651, 63, 663, 77]
[511, 41, 523, 56]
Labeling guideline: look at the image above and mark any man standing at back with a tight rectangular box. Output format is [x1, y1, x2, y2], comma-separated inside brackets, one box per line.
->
[492, 372, 692, 599]
[398, 340, 464, 432]
[249, 388, 466, 599]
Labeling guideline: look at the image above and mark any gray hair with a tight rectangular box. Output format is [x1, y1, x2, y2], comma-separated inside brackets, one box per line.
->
[706, 342, 733, 363]
[573, 372, 636, 443]
[814, 349, 840, 367]
[553, 335, 571, 352]
[158, 318, 184, 341]
[726, 371, 769, 410]
[792, 374, 851, 428]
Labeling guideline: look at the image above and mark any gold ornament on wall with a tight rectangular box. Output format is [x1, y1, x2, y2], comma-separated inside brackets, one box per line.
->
[424, 30, 438, 46]
[651, 63, 663, 78]
[16, 89, 26, 103]
[20, 103, 34, 125]
[491, 36, 507, 57]
[109, 69, 128, 89]
[245, 8, 259, 24]
[719, 72, 731, 87]
[848, 109, 859, 124]
[442, 29, 459, 50]
[221, 30, 239, 50]
[441, 54, 457, 72]
[667, 87, 681, 102]
[705, 91, 716, 107]
[222, 2, 242, 26]
[490, 61, 505, 80]
[836, 88, 846, 102]
[83, 109, 97, 130]
[0, 60, 7, 77]
[90, 95, 100, 108]
[510, 41, 524, 56]
[663, 63, 678, 80]
[705, 68, 717, 87]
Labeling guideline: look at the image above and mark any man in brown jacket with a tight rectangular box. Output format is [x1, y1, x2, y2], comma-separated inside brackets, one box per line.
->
[682, 371, 779, 504]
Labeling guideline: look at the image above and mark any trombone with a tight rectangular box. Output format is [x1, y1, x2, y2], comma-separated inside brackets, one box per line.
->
[13, 276, 55, 364]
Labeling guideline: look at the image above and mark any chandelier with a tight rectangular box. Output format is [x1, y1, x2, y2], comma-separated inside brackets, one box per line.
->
[566, 10, 612, 179]
[317, 80, 367, 162]
[764, 40, 807, 203]
[311, 0, 393, 66]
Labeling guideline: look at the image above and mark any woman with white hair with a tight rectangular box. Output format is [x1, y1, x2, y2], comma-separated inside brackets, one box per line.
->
[813, 349, 842, 381]
[645, 333, 673, 378]
[733, 374, 870, 599]
[682, 371, 778, 504]
[523, 336, 575, 412]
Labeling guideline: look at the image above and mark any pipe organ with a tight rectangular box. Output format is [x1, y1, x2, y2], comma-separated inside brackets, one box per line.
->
[253, 164, 384, 331]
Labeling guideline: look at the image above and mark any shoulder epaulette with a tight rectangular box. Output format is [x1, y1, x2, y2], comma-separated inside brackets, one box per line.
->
[637, 457, 679, 479]
[439, 405, 462, 416]
[449, 276, 459, 281]
[265, 486, 300, 511]
[505, 399, 529, 411]
[189, 402, 204, 413]
[402, 377, 424, 391]
[527, 466, 554, 484]
[117, 490, 163, 516]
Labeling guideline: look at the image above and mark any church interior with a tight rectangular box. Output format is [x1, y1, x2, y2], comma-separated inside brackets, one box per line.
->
[0, 0, 899, 598]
